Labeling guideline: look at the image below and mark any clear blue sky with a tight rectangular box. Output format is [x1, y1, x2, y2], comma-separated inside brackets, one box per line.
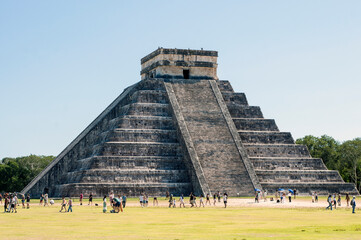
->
[1, 1, 360, 159]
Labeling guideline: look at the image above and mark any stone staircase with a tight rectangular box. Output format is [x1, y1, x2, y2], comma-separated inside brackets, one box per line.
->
[218, 80, 358, 195]
[24, 80, 192, 197]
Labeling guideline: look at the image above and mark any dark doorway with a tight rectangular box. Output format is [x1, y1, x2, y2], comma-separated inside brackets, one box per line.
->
[183, 69, 190, 79]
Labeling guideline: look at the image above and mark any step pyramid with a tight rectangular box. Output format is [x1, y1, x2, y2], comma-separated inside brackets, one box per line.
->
[22, 48, 358, 197]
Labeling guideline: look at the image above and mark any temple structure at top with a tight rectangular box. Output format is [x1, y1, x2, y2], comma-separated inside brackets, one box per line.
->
[22, 48, 359, 197]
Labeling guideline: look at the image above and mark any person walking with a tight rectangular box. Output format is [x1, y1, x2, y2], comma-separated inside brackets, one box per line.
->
[26, 194, 30, 209]
[199, 195, 205, 208]
[21, 194, 25, 208]
[88, 193, 93, 206]
[103, 196, 107, 213]
[168, 194, 174, 208]
[223, 193, 228, 208]
[346, 193, 350, 207]
[315, 192, 318, 202]
[326, 195, 333, 210]
[67, 198, 73, 212]
[213, 193, 217, 206]
[122, 195, 127, 208]
[153, 196, 158, 206]
[59, 197, 67, 212]
[288, 192, 292, 203]
[217, 191, 221, 203]
[205, 194, 211, 205]
[79, 193, 83, 206]
[44, 193, 49, 207]
[139, 194, 144, 207]
[179, 195, 185, 208]
[337, 194, 341, 206]
[351, 196, 356, 214]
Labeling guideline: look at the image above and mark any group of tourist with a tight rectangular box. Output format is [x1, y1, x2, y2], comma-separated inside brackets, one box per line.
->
[1, 193, 34, 213]
[325, 193, 357, 213]
[163, 191, 229, 208]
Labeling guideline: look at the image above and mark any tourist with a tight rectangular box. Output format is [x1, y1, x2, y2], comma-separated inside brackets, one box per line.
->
[144, 194, 148, 207]
[26, 194, 30, 209]
[21, 194, 25, 208]
[255, 192, 259, 203]
[59, 197, 67, 212]
[293, 189, 297, 199]
[122, 195, 127, 208]
[165, 191, 170, 200]
[332, 194, 337, 209]
[109, 192, 114, 207]
[44, 193, 49, 206]
[153, 196, 158, 206]
[13, 194, 18, 213]
[217, 191, 221, 203]
[213, 193, 217, 206]
[288, 192, 292, 203]
[189, 193, 195, 207]
[67, 197, 73, 212]
[315, 192, 318, 202]
[199, 195, 205, 208]
[79, 193, 83, 205]
[351, 196, 356, 214]
[179, 195, 185, 208]
[205, 193, 211, 205]
[103, 196, 107, 213]
[337, 194, 341, 206]
[112, 197, 123, 213]
[169, 194, 174, 208]
[4, 194, 9, 212]
[173, 196, 176, 208]
[88, 193, 93, 206]
[263, 190, 268, 202]
[312, 192, 315, 203]
[223, 193, 228, 208]
[139, 194, 144, 207]
[346, 193, 350, 207]
[326, 195, 333, 210]
[280, 192, 284, 203]
[9, 194, 15, 213]
[39, 194, 44, 205]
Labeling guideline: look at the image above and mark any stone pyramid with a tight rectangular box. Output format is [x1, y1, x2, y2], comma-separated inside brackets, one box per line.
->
[22, 48, 358, 197]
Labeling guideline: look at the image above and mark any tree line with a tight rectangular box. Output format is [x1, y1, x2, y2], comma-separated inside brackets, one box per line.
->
[1, 135, 360, 193]
[296, 135, 361, 192]
[0, 155, 55, 192]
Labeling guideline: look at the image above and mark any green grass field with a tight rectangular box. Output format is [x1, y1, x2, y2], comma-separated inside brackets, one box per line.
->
[1, 198, 360, 240]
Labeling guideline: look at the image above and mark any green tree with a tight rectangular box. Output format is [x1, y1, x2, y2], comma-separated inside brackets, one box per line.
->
[0, 155, 55, 192]
[338, 138, 361, 192]
[295, 135, 340, 169]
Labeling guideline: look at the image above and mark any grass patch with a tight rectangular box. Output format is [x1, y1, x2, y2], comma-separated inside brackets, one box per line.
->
[0, 198, 360, 239]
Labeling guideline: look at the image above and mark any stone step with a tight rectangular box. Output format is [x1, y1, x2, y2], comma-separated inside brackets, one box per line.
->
[65, 169, 190, 184]
[217, 80, 234, 92]
[129, 90, 168, 104]
[227, 105, 263, 118]
[259, 182, 359, 195]
[239, 131, 294, 144]
[109, 115, 175, 130]
[250, 157, 327, 170]
[232, 118, 279, 131]
[105, 129, 178, 143]
[57, 182, 193, 197]
[95, 142, 182, 156]
[222, 92, 248, 105]
[256, 170, 343, 183]
[75, 156, 185, 171]
[244, 144, 311, 158]
[119, 103, 171, 117]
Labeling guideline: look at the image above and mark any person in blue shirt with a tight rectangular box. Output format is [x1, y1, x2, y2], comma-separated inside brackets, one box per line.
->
[351, 196, 356, 214]
[122, 195, 127, 208]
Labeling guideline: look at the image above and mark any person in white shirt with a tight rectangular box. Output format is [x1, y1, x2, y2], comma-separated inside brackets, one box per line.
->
[223, 193, 228, 208]
[139, 194, 144, 207]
